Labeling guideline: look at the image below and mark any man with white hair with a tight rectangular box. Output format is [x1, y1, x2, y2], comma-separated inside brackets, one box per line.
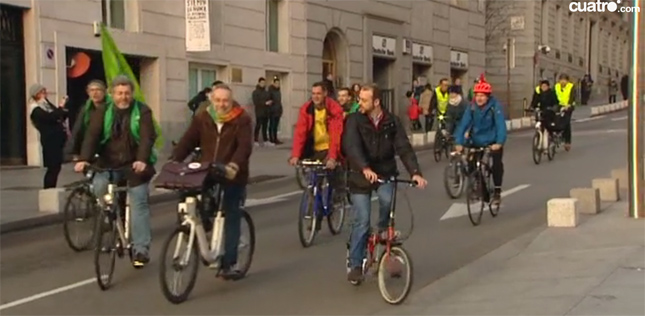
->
[74, 75, 157, 267]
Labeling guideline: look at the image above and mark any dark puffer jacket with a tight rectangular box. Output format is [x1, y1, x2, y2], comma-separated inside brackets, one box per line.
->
[268, 85, 282, 117]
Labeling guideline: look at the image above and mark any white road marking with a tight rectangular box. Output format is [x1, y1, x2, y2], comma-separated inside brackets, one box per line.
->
[440, 184, 531, 221]
[574, 115, 605, 123]
[245, 190, 301, 207]
[0, 279, 95, 311]
[611, 116, 627, 121]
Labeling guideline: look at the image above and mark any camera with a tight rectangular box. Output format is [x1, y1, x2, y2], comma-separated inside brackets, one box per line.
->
[92, 21, 101, 37]
[538, 45, 551, 54]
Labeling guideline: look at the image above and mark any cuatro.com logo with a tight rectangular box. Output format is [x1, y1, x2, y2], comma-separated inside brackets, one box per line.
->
[570, 0, 640, 12]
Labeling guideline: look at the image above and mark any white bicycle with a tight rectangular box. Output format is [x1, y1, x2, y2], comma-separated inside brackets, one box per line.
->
[158, 164, 255, 304]
[531, 109, 565, 165]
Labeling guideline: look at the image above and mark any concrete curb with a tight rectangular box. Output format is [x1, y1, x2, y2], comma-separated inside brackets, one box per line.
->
[589, 100, 629, 117]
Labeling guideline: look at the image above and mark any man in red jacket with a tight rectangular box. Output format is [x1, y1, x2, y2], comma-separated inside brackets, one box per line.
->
[288, 81, 344, 169]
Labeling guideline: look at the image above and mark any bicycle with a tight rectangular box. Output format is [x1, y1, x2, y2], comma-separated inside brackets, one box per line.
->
[433, 114, 452, 162]
[158, 163, 255, 304]
[91, 166, 135, 291]
[530, 109, 565, 164]
[295, 165, 308, 189]
[297, 159, 346, 247]
[443, 151, 467, 199]
[346, 176, 417, 305]
[464, 147, 500, 226]
[62, 169, 100, 252]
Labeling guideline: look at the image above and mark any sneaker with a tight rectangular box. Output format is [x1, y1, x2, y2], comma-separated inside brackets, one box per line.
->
[564, 143, 571, 151]
[347, 267, 363, 284]
[491, 190, 501, 205]
[254, 142, 261, 147]
[219, 267, 243, 281]
[274, 140, 284, 145]
[265, 142, 275, 147]
[132, 252, 150, 268]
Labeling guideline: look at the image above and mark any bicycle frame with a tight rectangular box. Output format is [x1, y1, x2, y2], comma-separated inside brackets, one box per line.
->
[308, 167, 333, 217]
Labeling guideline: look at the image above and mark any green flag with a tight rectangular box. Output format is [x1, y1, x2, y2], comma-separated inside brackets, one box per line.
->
[100, 24, 164, 149]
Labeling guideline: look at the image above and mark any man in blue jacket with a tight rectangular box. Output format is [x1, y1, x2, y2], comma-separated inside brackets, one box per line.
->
[454, 75, 507, 205]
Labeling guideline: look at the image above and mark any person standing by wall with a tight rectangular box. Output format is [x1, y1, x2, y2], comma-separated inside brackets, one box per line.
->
[252, 77, 271, 146]
[620, 75, 629, 101]
[267, 77, 283, 145]
[29, 83, 69, 189]
[608, 79, 618, 103]
[419, 84, 433, 132]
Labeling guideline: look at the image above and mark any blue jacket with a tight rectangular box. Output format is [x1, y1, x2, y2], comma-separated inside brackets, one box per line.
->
[454, 96, 507, 147]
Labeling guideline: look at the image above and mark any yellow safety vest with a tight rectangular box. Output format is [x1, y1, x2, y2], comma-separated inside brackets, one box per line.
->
[435, 87, 448, 114]
[535, 86, 540, 94]
[555, 82, 574, 107]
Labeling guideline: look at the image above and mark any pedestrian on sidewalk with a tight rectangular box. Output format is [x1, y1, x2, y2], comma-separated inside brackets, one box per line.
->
[419, 83, 433, 132]
[267, 77, 283, 145]
[620, 74, 629, 101]
[351, 83, 361, 104]
[252, 77, 271, 146]
[65, 80, 107, 161]
[608, 79, 618, 103]
[406, 90, 422, 131]
[187, 86, 211, 117]
[29, 83, 69, 189]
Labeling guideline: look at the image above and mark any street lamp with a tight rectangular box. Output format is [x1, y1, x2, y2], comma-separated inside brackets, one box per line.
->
[627, 0, 643, 218]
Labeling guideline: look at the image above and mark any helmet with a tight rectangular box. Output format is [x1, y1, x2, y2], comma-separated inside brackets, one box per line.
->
[473, 73, 492, 94]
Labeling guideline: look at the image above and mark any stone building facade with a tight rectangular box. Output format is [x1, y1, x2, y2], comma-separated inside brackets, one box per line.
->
[485, 0, 633, 117]
[0, 0, 486, 166]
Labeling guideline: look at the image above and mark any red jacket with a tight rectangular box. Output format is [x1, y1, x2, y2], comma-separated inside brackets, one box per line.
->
[291, 97, 344, 160]
[407, 99, 421, 120]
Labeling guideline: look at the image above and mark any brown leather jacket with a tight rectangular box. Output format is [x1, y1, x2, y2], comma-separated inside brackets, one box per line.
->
[171, 107, 253, 185]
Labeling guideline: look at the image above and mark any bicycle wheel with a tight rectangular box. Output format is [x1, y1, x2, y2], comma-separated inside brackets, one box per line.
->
[377, 246, 413, 305]
[443, 162, 465, 199]
[433, 132, 442, 162]
[324, 177, 346, 235]
[532, 131, 542, 165]
[94, 211, 117, 291]
[63, 187, 98, 252]
[466, 171, 484, 226]
[297, 188, 318, 247]
[159, 227, 200, 304]
[235, 210, 256, 278]
[295, 168, 307, 189]
[547, 135, 557, 161]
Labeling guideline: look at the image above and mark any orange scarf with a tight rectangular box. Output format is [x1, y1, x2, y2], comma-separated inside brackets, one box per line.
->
[208, 105, 244, 123]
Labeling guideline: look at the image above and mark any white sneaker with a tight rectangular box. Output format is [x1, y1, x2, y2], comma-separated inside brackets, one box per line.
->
[254, 142, 261, 147]
[265, 142, 275, 147]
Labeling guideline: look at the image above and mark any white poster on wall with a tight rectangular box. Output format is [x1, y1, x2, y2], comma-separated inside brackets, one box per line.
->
[372, 35, 396, 58]
[412, 43, 433, 64]
[450, 50, 469, 69]
[185, 0, 211, 52]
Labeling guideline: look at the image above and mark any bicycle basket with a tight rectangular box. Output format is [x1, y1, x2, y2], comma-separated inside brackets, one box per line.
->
[154, 162, 210, 190]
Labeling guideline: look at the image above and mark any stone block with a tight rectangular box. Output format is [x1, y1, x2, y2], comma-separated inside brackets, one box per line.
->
[547, 198, 579, 227]
[591, 107, 599, 116]
[426, 131, 436, 144]
[592, 178, 620, 201]
[510, 118, 522, 130]
[38, 188, 67, 214]
[521, 117, 532, 128]
[505, 120, 511, 131]
[411, 133, 425, 147]
[530, 116, 536, 125]
[569, 188, 600, 214]
[610, 168, 629, 190]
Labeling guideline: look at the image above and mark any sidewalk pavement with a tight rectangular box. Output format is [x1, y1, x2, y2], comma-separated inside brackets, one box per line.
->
[376, 201, 645, 316]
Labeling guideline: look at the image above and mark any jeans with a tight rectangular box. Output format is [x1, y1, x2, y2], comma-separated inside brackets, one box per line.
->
[268, 116, 280, 142]
[254, 116, 269, 142]
[44, 165, 61, 189]
[220, 184, 245, 269]
[93, 171, 151, 255]
[609, 94, 617, 103]
[562, 111, 573, 144]
[489, 149, 504, 188]
[424, 115, 434, 133]
[348, 182, 394, 269]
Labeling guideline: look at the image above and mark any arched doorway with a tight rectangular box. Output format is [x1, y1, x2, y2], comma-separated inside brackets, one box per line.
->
[322, 29, 348, 89]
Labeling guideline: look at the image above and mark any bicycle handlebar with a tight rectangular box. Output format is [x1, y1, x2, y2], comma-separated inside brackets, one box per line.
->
[376, 176, 418, 187]
[84, 165, 133, 174]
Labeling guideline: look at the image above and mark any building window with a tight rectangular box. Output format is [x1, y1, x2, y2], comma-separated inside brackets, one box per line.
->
[267, 0, 279, 52]
[101, 0, 125, 29]
[540, 0, 548, 45]
[188, 66, 217, 99]
[554, 5, 562, 49]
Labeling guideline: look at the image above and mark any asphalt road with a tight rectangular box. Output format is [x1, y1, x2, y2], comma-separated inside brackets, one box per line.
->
[0, 112, 629, 315]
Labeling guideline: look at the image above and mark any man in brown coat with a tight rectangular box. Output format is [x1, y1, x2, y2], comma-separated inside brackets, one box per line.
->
[172, 83, 253, 280]
[74, 75, 157, 267]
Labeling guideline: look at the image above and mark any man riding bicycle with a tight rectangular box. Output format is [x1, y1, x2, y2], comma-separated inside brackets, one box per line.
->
[289, 81, 344, 175]
[444, 85, 468, 138]
[453, 75, 507, 205]
[337, 87, 360, 117]
[554, 74, 576, 151]
[66, 80, 107, 160]
[429, 78, 450, 131]
[529, 79, 559, 129]
[171, 83, 253, 280]
[342, 83, 427, 284]
[74, 75, 157, 267]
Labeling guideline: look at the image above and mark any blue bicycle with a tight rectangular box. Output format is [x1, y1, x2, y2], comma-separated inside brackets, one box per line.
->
[297, 160, 347, 248]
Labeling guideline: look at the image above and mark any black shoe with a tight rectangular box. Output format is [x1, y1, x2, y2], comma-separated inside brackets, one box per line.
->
[219, 267, 243, 281]
[491, 190, 501, 205]
[132, 252, 150, 268]
[347, 267, 364, 284]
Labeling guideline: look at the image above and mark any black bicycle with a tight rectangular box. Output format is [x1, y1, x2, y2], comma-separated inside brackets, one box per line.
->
[62, 169, 100, 252]
[464, 147, 500, 226]
[433, 114, 453, 162]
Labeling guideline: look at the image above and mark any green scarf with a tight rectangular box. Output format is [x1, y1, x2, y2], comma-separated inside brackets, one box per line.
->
[82, 95, 111, 130]
[100, 100, 157, 164]
[207, 104, 244, 124]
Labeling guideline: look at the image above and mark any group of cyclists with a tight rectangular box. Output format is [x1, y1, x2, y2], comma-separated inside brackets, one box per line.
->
[64, 69, 575, 288]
